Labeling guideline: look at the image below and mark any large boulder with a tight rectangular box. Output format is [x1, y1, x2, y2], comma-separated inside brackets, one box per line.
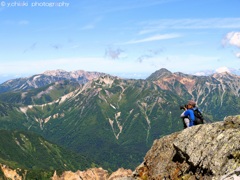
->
[133, 115, 240, 180]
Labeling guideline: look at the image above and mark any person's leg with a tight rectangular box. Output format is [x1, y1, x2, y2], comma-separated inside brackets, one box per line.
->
[184, 118, 190, 127]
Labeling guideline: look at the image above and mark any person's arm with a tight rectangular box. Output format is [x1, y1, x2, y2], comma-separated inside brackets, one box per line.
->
[180, 111, 186, 117]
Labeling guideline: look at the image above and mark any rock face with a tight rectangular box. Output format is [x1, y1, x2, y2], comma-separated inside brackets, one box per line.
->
[52, 168, 108, 180]
[52, 167, 133, 180]
[133, 115, 240, 180]
[108, 168, 134, 180]
[0, 165, 25, 180]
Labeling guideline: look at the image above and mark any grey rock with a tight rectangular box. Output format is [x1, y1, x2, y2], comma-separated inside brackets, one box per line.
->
[220, 167, 240, 180]
[134, 115, 240, 180]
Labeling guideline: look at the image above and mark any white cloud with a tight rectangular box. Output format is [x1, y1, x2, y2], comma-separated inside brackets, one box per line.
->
[194, 70, 214, 76]
[140, 18, 240, 31]
[123, 34, 181, 44]
[223, 32, 240, 48]
[105, 47, 127, 60]
[236, 52, 240, 58]
[215, 67, 231, 73]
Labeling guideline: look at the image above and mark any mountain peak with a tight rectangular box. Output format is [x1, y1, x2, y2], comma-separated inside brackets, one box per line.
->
[146, 68, 172, 81]
[43, 69, 68, 76]
[42, 69, 107, 80]
[212, 71, 238, 79]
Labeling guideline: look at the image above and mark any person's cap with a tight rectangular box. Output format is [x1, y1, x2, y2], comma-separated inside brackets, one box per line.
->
[188, 100, 196, 106]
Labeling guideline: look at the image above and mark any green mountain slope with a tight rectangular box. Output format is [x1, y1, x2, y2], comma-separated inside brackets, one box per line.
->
[2, 76, 184, 170]
[1, 69, 240, 171]
[0, 130, 91, 171]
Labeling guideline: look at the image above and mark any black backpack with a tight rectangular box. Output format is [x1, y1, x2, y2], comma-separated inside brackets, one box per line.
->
[193, 108, 204, 125]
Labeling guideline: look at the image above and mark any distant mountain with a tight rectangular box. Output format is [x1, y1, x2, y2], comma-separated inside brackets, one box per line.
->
[146, 68, 172, 81]
[0, 80, 81, 105]
[0, 68, 240, 171]
[0, 69, 107, 93]
[147, 68, 240, 120]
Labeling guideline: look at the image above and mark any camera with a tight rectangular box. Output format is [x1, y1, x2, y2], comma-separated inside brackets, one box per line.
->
[179, 104, 187, 110]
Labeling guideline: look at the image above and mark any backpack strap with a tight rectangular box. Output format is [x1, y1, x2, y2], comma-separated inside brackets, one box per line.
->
[193, 108, 204, 124]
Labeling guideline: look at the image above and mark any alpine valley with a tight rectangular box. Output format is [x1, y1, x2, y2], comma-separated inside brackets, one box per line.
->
[0, 68, 240, 173]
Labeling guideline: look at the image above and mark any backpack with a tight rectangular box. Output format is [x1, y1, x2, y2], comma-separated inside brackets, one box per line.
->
[193, 108, 204, 125]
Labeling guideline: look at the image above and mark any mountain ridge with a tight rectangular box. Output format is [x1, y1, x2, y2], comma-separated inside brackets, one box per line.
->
[0, 68, 238, 93]
[1, 68, 240, 171]
[0, 69, 107, 93]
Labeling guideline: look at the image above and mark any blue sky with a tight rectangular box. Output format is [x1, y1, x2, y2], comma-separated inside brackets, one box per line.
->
[0, 0, 240, 82]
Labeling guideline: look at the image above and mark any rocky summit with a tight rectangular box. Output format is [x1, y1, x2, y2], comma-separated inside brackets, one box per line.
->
[133, 115, 240, 180]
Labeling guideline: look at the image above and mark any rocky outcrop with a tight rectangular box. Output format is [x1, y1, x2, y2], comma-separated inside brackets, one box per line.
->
[52, 167, 133, 180]
[52, 168, 108, 180]
[108, 168, 134, 180]
[0, 166, 133, 180]
[133, 115, 240, 180]
[0, 165, 26, 180]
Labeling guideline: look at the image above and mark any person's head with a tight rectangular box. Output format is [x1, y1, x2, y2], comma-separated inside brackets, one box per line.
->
[187, 100, 196, 108]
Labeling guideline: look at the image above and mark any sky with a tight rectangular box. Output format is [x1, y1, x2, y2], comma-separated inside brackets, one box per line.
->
[0, 0, 240, 82]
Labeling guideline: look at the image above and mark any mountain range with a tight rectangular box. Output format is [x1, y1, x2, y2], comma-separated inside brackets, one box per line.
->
[0, 68, 240, 171]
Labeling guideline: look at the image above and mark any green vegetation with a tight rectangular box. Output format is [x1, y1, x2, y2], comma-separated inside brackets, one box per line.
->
[0, 130, 91, 171]
[0, 71, 240, 173]
[0, 80, 80, 105]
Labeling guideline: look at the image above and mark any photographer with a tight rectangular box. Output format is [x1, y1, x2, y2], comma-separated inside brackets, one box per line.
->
[180, 104, 189, 128]
[180, 100, 196, 128]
